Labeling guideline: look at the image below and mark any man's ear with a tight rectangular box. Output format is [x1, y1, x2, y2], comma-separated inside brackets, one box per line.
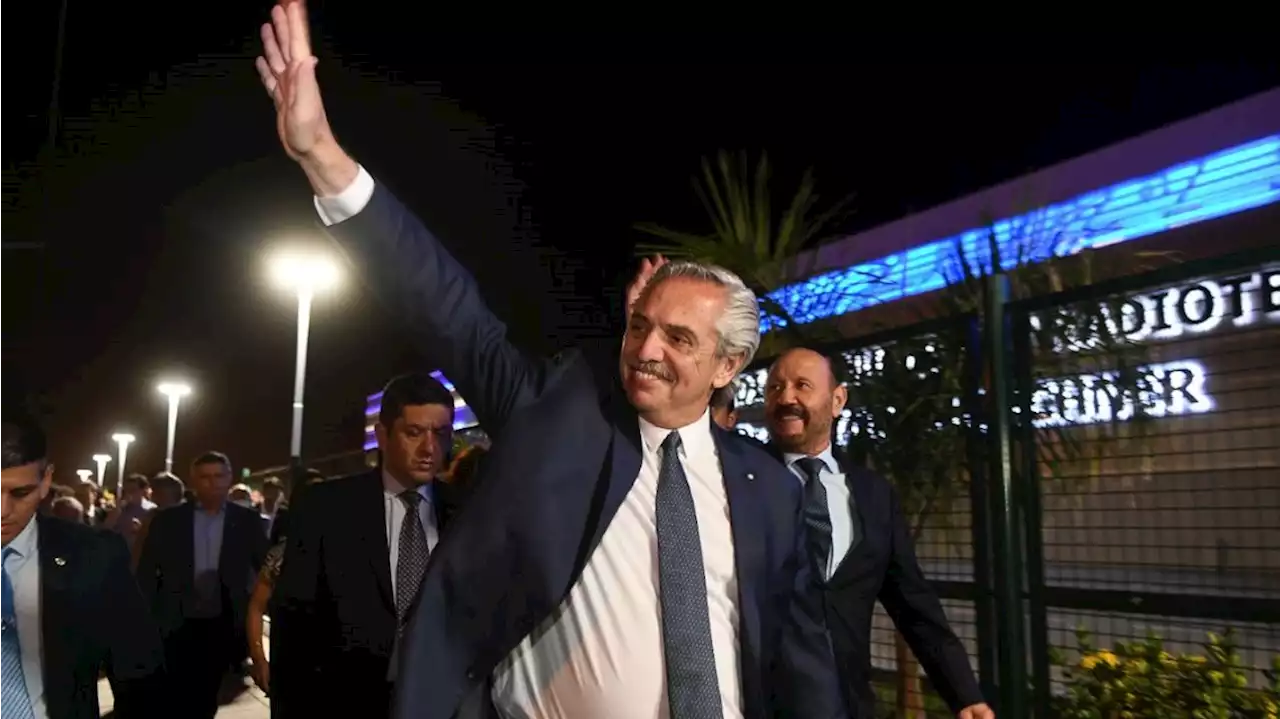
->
[832, 384, 849, 418]
[39, 462, 54, 500]
[712, 355, 743, 391]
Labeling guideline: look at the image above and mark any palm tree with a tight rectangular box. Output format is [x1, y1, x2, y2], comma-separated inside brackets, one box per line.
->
[635, 150, 856, 357]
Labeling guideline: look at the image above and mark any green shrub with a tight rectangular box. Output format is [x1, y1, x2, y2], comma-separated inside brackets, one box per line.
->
[1051, 627, 1279, 719]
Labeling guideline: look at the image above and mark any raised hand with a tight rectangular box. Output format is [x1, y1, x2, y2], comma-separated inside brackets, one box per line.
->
[255, 1, 332, 161]
[625, 254, 668, 323]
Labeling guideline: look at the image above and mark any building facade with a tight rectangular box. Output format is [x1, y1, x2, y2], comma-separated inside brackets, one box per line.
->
[729, 89, 1280, 706]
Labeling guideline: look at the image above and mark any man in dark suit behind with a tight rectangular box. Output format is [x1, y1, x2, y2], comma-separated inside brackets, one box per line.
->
[136, 451, 268, 719]
[254, 6, 845, 718]
[763, 348, 993, 719]
[2, 412, 166, 718]
[272, 373, 462, 717]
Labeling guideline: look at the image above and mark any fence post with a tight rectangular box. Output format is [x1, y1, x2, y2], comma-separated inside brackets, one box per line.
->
[965, 316, 999, 702]
[1012, 308, 1054, 717]
[982, 274, 1029, 717]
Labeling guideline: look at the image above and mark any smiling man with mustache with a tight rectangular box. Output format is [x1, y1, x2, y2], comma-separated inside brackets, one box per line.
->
[256, 4, 845, 717]
[764, 348, 993, 719]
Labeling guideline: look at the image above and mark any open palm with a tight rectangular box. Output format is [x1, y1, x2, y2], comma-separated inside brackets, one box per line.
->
[255, 1, 332, 160]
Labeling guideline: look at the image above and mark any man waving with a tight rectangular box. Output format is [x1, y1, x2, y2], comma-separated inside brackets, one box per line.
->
[255, 5, 847, 719]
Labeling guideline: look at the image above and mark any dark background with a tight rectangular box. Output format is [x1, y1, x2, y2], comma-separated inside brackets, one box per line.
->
[5, 8, 1278, 480]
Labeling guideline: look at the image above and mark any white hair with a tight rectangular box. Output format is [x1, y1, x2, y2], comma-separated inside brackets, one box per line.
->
[646, 261, 761, 369]
[52, 496, 84, 515]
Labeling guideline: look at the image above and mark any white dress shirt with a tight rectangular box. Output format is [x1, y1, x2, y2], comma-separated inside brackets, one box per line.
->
[316, 170, 743, 717]
[314, 164, 376, 226]
[783, 444, 856, 581]
[4, 519, 49, 719]
[382, 471, 439, 681]
[491, 411, 742, 719]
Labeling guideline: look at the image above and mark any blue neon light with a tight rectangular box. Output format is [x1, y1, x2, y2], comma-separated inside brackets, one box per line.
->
[363, 370, 478, 451]
[764, 135, 1280, 330]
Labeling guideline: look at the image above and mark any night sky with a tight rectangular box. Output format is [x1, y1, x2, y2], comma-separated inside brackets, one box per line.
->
[5, 10, 1279, 482]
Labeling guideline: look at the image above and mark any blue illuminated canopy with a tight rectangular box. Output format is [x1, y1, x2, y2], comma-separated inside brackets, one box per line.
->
[764, 135, 1280, 330]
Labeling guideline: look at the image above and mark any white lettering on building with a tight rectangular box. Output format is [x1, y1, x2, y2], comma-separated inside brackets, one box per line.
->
[1032, 268, 1280, 354]
[734, 265, 1277, 438]
[1029, 359, 1213, 429]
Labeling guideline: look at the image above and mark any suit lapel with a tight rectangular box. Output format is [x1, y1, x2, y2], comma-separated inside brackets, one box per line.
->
[177, 504, 196, 586]
[712, 428, 765, 700]
[358, 471, 395, 612]
[583, 393, 643, 566]
[828, 464, 874, 587]
[36, 517, 75, 711]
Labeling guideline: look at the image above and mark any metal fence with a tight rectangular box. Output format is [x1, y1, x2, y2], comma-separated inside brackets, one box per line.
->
[243, 450, 373, 489]
[733, 245, 1280, 717]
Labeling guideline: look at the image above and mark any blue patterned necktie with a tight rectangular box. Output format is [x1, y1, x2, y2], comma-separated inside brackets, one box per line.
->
[395, 491, 429, 628]
[3, 547, 37, 719]
[795, 457, 833, 581]
[655, 432, 724, 719]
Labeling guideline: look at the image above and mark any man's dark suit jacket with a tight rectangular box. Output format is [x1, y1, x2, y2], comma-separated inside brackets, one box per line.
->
[271, 469, 459, 716]
[34, 514, 166, 718]
[268, 505, 289, 547]
[323, 182, 846, 719]
[135, 502, 268, 643]
[769, 446, 983, 716]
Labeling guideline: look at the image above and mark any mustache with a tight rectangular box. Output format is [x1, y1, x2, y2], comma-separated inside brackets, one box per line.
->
[630, 360, 674, 381]
[772, 404, 809, 421]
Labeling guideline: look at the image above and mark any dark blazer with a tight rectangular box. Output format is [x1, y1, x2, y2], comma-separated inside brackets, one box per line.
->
[34, 514, 166, 719]
[272, 469, 458, 715]
[268, 506, 290, 547]
[135, 501, 269, 639]
[325, 183, 845, 719]
[769, 446, 983, 716]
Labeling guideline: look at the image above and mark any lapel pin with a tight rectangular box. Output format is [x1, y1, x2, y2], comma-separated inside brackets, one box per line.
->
[745, 473, 755, 482]
[53, 557, 67, 567]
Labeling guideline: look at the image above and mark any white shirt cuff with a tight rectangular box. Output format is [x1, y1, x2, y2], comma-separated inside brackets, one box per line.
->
[314, 165, 376, 227]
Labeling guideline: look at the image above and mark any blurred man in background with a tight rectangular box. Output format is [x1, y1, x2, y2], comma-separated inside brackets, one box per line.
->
[137, 451, 267, 718]
[709, 383, 739, 430]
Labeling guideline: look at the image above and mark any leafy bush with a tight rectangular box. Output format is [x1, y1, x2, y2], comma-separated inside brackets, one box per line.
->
[1051, 627, 1279, 719]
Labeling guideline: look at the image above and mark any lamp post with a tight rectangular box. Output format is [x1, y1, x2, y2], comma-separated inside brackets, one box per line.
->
[157, 382, 192, 473]
[92, 454, 111, 488]
[110, 433, 135, 504]
[76, 469, 93, 484]
[269, 251, 340, 467]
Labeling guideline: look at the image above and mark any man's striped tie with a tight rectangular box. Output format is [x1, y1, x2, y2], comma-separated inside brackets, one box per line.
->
[2, 548, 36, 719]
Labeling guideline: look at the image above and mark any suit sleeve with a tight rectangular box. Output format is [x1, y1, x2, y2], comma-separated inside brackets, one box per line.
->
[99, 532, 167, 719]
[877, 485, 984, 713]
[322, 172, 561, 437]
[270, 488, 328, 717]
[134, 510, 164, 608]
[249, 511, 270, 573]
[771, 491, 849, 719]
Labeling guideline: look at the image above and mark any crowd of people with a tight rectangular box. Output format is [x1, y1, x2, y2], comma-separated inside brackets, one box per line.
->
[1, 401, 489, 718]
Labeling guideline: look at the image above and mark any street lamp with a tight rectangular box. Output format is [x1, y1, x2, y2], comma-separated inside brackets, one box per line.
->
[76, 469, 93, 483]
[92, 454, 111, 488]
[157, 381, 192, 473]
[110, 433, 135, 503]
[269, 250, 341, 465]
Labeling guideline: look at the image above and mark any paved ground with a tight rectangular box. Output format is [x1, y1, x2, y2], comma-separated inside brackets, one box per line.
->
[98, 674, 269, 718]
[99, 623, 271, 718]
